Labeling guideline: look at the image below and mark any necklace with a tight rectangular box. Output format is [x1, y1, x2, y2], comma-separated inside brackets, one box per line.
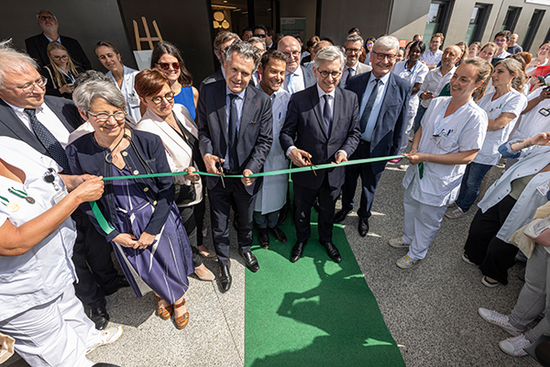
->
[8, 187, 35, 204]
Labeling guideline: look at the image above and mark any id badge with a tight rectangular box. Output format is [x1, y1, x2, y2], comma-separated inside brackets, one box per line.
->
[537, 182, 550, 196]
[539, 108, 550, 117]
[52, 189, 68, 205]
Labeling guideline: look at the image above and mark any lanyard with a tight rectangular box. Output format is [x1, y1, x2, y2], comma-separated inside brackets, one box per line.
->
[433, 99, 469, 135]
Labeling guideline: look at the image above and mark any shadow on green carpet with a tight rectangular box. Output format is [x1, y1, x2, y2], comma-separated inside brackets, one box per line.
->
[245, 210, 405, 367]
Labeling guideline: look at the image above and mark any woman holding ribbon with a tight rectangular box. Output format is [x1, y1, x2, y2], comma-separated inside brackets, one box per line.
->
[66, 79, 194, 329]
[389, 58, 492, 269]
[135, 69, 215, 281]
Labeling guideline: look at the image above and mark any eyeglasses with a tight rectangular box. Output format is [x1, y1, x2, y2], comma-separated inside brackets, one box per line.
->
[345, 48, 362, 54]
[150, 92, 175, 104]
[39, 15, 55, 21]
[366, 42, 373, 46]
[318, 70, 341, 79]
[87, 111, 127, 122]
[19, 77, 47, 94]
[52, 55, 68, 61]
[282, 51, 300, 58]
[156, 62, 180, 70]
[254, 33, 266, 38]
[372, 50, 397, 61]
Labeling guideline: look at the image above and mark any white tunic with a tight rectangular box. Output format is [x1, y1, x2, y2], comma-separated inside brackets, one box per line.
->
[0, 137, 77, 321]
[107, 65, 141, 123]
[392, 60, 429, 116]
[402, 97, 488, 206]
[511, 87, 550, 140]
[473, 89, 527, 165]
[254, 89, 290, 214]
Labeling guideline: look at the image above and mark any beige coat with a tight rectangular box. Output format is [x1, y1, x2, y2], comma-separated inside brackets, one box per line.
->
[509, 201, 550, 258]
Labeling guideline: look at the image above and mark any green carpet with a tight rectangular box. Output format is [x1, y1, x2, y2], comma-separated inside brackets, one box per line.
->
[244, 209, 405, 367]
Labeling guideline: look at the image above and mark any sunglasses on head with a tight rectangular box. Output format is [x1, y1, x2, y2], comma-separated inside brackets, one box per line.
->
[156, 62, 180, 70]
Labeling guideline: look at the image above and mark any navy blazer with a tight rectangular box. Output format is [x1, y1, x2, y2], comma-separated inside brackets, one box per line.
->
[25, 33, 92, 70]
[198, 79, 273, 195]
[280, 85, 361, 190]
[0, 96, 83, 155]
[346, 71, 411, 173]
[66, 130, 175, 242]
[199, 69, 224, 91]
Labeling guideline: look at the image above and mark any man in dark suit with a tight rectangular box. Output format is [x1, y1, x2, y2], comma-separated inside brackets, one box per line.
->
[25, 10, 91, 70]
[0, 42, 125, 329]
[278, 36, 316, 94]
[280, 46, 361, 263]
[198, 41, 272, 292]
[335, 36, 411, 236]
[200, 31, 240, 90]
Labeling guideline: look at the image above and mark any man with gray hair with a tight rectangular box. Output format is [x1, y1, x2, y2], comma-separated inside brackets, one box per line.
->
[198, 41, 273, 292]
[248, 36, 266, 86]
[340, 34, 372, 88]
[0, 40, 128, 331]
[335, 36, 411, 237]
[280, 45, 360, 263]
[25, 9, 91, 70]
[200, 31, 241, 89]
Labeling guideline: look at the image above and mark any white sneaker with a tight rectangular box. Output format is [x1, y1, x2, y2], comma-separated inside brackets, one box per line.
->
[389, 237, 410, 248]
[478, 308, 523, 336]
[499, 334, 531, 357]
[481, 275, 499, 288]
[461, 252, 475, 265]
[86, 325, 123, 355]
[445, 206, 466, 219]
[396, 255, 418, 269]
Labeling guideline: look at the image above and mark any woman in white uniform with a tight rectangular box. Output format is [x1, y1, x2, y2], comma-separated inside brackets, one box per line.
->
[390, 41, 429, 161]
[0, 137, 122, 367]
[446, 59, 527, 218]
[389, 58, 492, 269]
[94, 41, 141, 124]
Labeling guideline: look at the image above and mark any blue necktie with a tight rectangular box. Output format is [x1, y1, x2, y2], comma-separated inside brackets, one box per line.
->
[287, 73, 295, 94]
[228, 94, 238, 171]
[323, 94, 332, 138]
[359, 79, 380, 134]
[24, 108, 71, 174]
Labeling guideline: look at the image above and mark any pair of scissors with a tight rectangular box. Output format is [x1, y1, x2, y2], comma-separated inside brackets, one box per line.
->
[305, 156, 317, 176]
[216, 158, 226, 188]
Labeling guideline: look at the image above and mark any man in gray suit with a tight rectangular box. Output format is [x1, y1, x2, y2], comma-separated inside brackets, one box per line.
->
[198, 41, 273, 293]
[278, 36, 316, 94]
[340, 34, 372, 89]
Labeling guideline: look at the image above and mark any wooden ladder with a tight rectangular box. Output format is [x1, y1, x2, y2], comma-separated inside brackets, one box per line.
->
[133, 16, 163, 50]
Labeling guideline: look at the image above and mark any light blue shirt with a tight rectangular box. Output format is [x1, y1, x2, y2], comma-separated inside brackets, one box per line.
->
[43, 33, 61, 43]
[361, 72, 391, 142]
[224, 86, 246, 169]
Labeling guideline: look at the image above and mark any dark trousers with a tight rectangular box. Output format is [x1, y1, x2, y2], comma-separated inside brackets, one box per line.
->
[341, 142, 383, 221]
[464, 195, 519, 285]
[179, 201, 204, 268]
[294, 174, 340, 243]
[194, 193, 206, 247]
[208, 178, 254, 266]
[71, 210, 119, 309]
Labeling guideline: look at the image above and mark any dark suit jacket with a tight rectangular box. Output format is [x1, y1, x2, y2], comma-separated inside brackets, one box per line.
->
[25, 33, 92, 70]
[346, 71, 411, 173]
[280, 85, 361, 190]
[0, 96, 83, 155]
[198, 79, 273, 195]
[301, 66, 316, 89]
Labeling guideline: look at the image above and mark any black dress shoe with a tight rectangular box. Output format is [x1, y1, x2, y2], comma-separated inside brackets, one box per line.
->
[218, 264, 232, 293]
[269, 226, 287, 243]
[103, 275, 130, 296]
[258, 228, 270, 248]
[358, 219, 369, 237]
[277, 208, 288, 225]
[334, 209, 351, 223]
[320, 241, 342, 263]
[90, 302, 110, 330]
[239, 248, 260, 272]
[291, 241, 306, 262]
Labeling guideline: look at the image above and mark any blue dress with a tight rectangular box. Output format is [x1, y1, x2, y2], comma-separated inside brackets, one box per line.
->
[174, 85, 196, 120]
[111, 165, 194, 304]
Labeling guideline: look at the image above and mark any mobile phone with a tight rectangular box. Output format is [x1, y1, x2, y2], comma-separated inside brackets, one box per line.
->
[538, 75, 546, 84]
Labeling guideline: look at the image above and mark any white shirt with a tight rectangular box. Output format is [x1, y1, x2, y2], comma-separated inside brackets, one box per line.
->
[419, 66, 456, 108]
[420, 49, 443, 66]
[283, 66, 306, 94]
[473, 89, 527, 165]
[107, 65, 141, 123]
[511, 87, 550, 140]
[402, 97, 488, 206]
[0, 137, 77, 321]
[494, 50, 511, 59]
[4, 100, 71, 148]
[392, 60, 429, 115]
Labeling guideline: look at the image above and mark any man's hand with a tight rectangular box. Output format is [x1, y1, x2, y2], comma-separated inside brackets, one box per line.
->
[204, 154, 224, 174]
[531, 132, 550, 146]
[289, 148, 312, 167]
[241, 169, 255, 186]
[420, 91, 434, 100]
[332, 151, 347, 164]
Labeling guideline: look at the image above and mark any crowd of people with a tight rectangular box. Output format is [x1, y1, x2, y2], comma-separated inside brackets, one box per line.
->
[2, 8, 550, 366]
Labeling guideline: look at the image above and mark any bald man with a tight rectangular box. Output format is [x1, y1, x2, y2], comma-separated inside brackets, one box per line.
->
[278, 36, 316, 94]
[507, 33, 523, 54]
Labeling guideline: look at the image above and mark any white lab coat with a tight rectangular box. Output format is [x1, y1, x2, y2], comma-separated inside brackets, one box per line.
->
[107, 65, 141, 123]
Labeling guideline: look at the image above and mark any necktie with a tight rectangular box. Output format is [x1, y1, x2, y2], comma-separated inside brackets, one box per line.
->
[359, 79, 380, 134]
[24, 108, 71, 174]
[323, 94, 332, 138]
[228, 94, 239, 171]
[345, 67, 355, 86]
[287, 73, 295, 94]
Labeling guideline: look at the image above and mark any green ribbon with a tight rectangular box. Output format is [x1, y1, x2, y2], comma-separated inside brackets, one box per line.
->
[90, 154, 405, 234]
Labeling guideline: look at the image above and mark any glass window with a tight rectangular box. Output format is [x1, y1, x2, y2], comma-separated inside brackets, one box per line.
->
[501, 7, 521, 32]
[523, 9, 546, 51]
[465, 4, 490, 45]
[424, 1, 452, 42]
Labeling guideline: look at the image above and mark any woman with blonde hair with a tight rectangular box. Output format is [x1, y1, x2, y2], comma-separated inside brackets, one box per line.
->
[40, 41, 83, 99]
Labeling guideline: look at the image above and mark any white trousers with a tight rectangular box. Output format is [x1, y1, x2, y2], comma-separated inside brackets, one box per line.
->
[0, 285, 99, 367]
[402, 184, 447, 261]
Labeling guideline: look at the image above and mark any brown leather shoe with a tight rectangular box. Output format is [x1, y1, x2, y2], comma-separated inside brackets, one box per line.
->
[155, 295, 173, 320]
[174, 298, 189, 329]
